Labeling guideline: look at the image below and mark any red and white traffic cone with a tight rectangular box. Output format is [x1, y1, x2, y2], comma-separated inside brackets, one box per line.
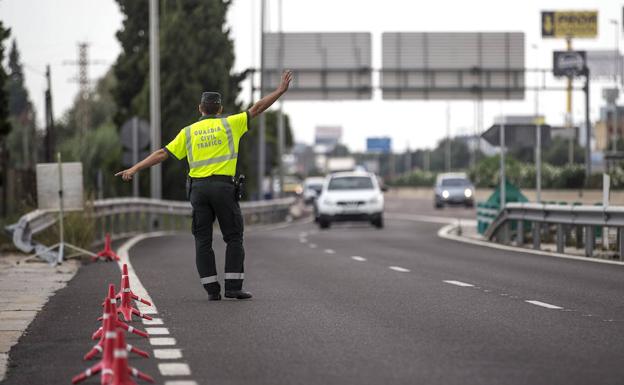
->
[110, 331, 154, 385]
[93, 233, 120, 262]
[93, 285, 149, 340]
[86, 296, 149, 360]
[116, 264, 152, 307]
[117, 275, 152, 322]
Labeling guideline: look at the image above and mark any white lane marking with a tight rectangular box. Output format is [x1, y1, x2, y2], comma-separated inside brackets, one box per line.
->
[309, 243, 317, 249]
[351, 256, 367, 262]
[389, 266, 410, 273]
[142, 317, 164, 325]
[158, 363, 191, 376]
[386, 213, 461, 225]
[438, 223, 624, 266]
[154, 349, 183, 359]
[525, 300, 563, 310]
[299, 238, 307, 243]
[324, 249, 335, 254]
[146, 327, 170, 335]
[165, 381, 198, 385]
[443, 280, 474, 287]
[149, 337, 177, 346]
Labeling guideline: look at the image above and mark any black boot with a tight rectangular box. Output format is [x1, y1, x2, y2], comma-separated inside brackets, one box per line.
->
[224, 290, 253, 300]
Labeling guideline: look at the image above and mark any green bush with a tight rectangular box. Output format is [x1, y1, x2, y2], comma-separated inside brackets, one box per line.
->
[390, 170, 436, 187]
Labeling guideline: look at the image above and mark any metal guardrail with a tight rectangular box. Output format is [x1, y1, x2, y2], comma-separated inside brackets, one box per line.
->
[484, 202, 624, 258]
[7, 197, 297, 264]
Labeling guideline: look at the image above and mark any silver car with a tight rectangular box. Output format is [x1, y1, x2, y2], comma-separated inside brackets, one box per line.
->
[434, 173, 475, 208]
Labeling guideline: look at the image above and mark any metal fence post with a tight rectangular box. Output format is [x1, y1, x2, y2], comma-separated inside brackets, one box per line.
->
[532, 222, 541, 250]
[556, 224, 565, 253]
[585, 226, 594, 257]
[517, 220, 524, 246]
[575, 225, 583, 249]
[618, 228, 624, 260]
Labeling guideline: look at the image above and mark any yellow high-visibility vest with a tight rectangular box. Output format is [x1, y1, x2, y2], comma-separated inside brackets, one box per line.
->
[165, 112, 249, 177]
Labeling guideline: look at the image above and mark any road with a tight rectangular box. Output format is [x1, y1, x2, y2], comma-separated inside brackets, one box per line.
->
[3, 197, 624, 385]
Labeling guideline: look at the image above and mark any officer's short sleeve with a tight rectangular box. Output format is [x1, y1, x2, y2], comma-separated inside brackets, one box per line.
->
[165, 128, 187, 160]
[226, 112, 249, 139]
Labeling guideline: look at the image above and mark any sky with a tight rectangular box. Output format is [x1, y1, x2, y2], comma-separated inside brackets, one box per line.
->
[0, 0, 622, 152]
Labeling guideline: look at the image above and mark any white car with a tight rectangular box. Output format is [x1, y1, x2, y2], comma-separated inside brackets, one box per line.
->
[302, 176, 325, 204]
[316, 172, 385, 229]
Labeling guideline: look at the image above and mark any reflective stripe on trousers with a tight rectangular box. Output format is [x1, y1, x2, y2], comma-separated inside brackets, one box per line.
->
[224, 272, 244, 280]
[185, 118, 237, 169]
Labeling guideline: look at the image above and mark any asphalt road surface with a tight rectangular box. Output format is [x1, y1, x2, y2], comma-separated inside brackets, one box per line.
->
[3, 197, 624, 385]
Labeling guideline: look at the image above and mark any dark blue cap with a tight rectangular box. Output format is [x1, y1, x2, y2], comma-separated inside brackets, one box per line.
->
[201, 92, 222, 105]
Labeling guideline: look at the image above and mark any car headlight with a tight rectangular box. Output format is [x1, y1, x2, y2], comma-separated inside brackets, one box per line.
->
[368, 196, 380, 204]
[464, 188, 473, 198]
[442, 190, 450, 199]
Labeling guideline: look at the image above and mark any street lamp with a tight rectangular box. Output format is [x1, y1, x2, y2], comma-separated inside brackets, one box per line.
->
[610, 19, 620, 152]
[532, 43, 542, 203]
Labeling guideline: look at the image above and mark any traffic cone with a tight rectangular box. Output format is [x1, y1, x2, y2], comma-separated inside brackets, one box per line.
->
[110, 331, 154, 385]
[93, 285, 149, 340]
[117, 275, 153, 322]
[116, 264, 152, 307]
[93, 233, 120, 262]
[85, 296, 149, 360]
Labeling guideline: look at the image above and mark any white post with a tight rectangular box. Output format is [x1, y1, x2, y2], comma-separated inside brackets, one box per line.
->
[149, 0, 161, 200]
[57, 152, 65, 263]
[500, 119, 506, 208]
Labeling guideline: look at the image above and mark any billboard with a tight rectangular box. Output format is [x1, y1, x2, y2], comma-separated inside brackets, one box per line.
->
[262, 32, 372, 100]
[541, 11, 598, 39]
[381, 32, 525, 100]
[553, 51, 587, 77]
[366, 137, 392, 153]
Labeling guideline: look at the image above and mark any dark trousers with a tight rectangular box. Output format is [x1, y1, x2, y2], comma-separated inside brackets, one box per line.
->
[190, 179, 245, 294]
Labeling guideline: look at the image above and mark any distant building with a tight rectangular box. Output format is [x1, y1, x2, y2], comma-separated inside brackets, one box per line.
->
[314, 126, 342, 154]
[594, 105, 624, 151]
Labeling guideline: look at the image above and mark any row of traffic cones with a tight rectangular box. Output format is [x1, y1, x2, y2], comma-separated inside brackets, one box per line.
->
[72, 234, 155, 385]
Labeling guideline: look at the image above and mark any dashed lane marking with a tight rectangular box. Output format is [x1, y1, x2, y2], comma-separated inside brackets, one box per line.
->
[165, 381, 198, 385]
[154, 349, 183, 359]
[309, 243, 317, 249]
[525, 300, 563, 310]
[324, 249, 335, 254]
[443, 280, 474, 287]
[149, 337, 177, 346]
[389, 266, 410, 273]
[158, 363, 191, 376]
[146, 327, 170, 335]
[142, 317, 164, 325]
[351, 256, 366, 262]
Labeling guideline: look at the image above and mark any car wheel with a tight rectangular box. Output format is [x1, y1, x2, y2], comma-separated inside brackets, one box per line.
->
[319, 219, 331, 229]
[372, 215, 384, 229]
[435, 202, 443, 209]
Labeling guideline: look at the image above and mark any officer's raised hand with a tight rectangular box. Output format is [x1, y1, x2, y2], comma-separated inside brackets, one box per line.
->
[248, 70, 294, 119]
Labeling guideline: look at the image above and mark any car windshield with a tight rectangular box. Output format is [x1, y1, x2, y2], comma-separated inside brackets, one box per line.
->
[440, 178, 470, 187]
[307, 184, 323, 193]
[328, 176, 374, 190]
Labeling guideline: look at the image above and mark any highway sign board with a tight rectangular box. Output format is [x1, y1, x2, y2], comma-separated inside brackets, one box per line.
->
[366, 137, 392, 153]
[120, 117, 150, 150]
[541, 11, 598, 38]
[381, 32, 525, 100]
[263, 32, 372, 100]
[553, 51, 587, 77]
[482, 124, 551, 148]
[36, 162, 84, 211]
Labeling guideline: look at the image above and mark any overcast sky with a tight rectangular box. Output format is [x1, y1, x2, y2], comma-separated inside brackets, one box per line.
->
[1, 0, 622, 152]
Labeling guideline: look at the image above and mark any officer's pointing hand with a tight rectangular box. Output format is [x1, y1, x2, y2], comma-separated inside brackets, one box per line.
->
[115, 168, 136, 182]
[278, 70, 293, 93]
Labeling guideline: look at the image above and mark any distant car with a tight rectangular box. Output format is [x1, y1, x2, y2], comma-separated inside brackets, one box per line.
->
[434, 173, 475, 208]
[303, 177, 325, 205]
[316, 171, 384, 229]
[282, 176, 303, 197]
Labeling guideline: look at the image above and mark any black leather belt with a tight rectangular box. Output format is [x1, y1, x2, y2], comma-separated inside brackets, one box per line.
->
[190, 175, 235, 184]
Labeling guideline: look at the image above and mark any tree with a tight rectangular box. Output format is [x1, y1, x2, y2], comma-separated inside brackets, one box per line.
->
[6, 39, 37, 170]
[112, 0, 245, 200]
[0, 22, 11, 216]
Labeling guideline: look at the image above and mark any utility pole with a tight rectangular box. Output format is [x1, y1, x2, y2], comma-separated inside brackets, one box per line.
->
[276, 0, 285, 198]
[149, 0, 162, 200]
[532, 44, 542, 203]
[258, 0, 266, 200]
[445, 102, 451, 172]
[565, 37, 574, 164]
[44, 64, 55, 162]
[610, 19, 620, 153]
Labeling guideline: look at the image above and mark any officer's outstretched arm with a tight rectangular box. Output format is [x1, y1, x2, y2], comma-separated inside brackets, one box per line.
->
[115, 148, 169, 182]
[248, 70, 293, 119]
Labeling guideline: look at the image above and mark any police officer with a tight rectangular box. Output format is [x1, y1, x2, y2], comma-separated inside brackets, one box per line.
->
[115, 70, 294, 301]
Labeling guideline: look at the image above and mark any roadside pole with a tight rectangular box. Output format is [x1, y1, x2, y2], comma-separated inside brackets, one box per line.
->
[149, 0, 161, 200]
[257, 0, 266, 200]
[499, 117, 506, 209]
